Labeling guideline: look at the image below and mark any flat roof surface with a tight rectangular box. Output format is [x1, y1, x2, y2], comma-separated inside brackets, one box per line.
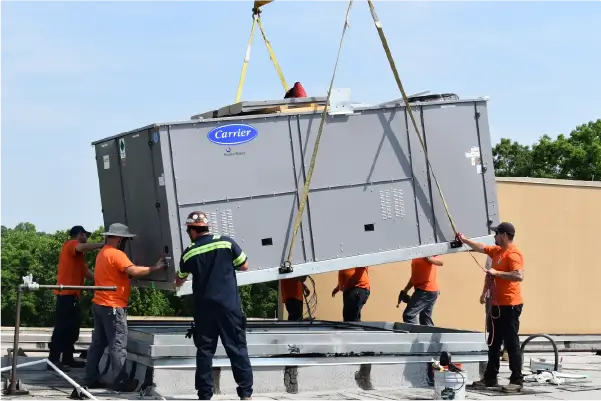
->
[2, 352, 600, 400]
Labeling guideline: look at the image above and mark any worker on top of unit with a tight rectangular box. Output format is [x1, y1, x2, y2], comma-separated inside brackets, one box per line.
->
[398, 256, 444, 326]
[280, 276, 309, 321]
[458, 222, 525, 392]
[175, 211, 253, 401]
[84, 223, 166, 392]
[332, 267, 371, 322]
[49, 225, 105, 371]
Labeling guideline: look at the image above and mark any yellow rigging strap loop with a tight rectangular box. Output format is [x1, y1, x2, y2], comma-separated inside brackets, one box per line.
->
[365, 0, 486, 272]
[253, 0, 273, 10]
[285, 0, 354, 266]
[256, 16, 288, 93]
[235, 15, 258, 104]
[366, 0, 458, 236]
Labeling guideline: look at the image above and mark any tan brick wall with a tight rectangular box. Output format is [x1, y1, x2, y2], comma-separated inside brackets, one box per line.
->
[301, 178, 601, 334]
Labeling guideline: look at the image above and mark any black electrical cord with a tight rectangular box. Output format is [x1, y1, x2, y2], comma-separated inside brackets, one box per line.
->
[302, 276, 317, 320]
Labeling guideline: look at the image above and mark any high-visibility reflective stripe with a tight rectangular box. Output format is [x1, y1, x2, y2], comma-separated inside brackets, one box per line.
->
[233, 252, 247, 267]
[182, 241, 232, 263]
[213, 235, 221, 240]
[177, 270, 189, 279]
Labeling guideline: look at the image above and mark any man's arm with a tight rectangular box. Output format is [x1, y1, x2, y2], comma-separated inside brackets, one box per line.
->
[75, 242, 104, 253]
[403, 278, 413, 292]
[84, 267, 94, 281]
[230, 239, 249, 271]
[426, 256, 444, 266]
[116, 250, 165, 277]
[489, 253, 524, 282]
[175, 253, 189, 288]
[457, 234, 487, 253]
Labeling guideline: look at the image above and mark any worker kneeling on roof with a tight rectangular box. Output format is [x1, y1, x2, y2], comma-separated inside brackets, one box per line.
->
[458, 222, 525, 392]
[398, 256, 444, 326]
[332, 267, 370, 322]
[84, 223, 166, 392]
[175, 211, 253, 401]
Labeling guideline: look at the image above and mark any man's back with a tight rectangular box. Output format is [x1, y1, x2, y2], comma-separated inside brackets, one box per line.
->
[181, 234, 246, 311]
[92, 245, 132, 308]
[55, 239, 87, 296]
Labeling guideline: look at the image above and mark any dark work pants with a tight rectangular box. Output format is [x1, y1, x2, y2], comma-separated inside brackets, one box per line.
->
[49, 295, 81, 362]
[342, 287, 370, 322]
[402, 289, 439, 326]
[193, 303, 253, 400]
[85, 304, 129, 389]
[484, 304, 524, 384]
[285, 299, 303, 321]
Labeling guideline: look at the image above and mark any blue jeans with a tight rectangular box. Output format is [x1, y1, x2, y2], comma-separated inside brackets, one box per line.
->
[402, 289, 439, 326]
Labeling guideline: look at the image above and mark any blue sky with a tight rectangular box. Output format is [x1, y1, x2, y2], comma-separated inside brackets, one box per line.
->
[2, 1, 600, 233]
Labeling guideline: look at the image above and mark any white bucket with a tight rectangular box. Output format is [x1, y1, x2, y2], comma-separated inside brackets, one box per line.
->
[433, 369, 467, 400]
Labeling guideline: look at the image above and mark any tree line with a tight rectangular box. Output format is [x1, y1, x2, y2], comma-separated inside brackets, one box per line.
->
[1, 119, 598, 327]
[0, 223, 278, 328]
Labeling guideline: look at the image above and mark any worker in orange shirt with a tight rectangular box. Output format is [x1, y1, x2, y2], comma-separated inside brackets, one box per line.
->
[48, 225, 105, 370]
[280, 277, 309, 321]
[84, 223, 166, 392]
[400, 256, 444, 326]
[331, 267, 370, 322]
[458, 222, 525, 391]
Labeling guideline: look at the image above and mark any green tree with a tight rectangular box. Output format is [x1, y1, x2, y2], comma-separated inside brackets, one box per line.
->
[1, 222, 278, 327]
[493, 119, 601, 181]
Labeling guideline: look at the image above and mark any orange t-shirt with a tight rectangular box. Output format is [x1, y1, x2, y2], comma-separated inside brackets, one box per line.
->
[92, 245, 134, 308]
[281, 279, 303, 302]
[338, 267, 370, 292]
[410, 257, 439, 292]
[54, 240, 87, 297]
[484, 244, 524, 306]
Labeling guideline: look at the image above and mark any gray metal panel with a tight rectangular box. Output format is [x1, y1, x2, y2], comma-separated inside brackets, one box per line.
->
[169, 117, 297, 205]
[405, 106, 436, 245]
[119, 130, 165, 271]
[308, 180, 418, 261]
[289, 116, 313, 262]
[94, 141, 126, 228]
[474, 102, 500, 227]
[176, 234, 495, 295]
[147, 128, 175, 283]
[178, 195, 306, 270]
[296, 109, 412, 189]
[422, 102, 489, 241]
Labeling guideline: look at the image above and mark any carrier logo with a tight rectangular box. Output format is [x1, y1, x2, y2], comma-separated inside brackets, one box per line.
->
[207, 124, 258, 146]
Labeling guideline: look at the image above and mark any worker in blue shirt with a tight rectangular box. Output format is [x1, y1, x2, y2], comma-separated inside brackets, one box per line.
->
[175, 211, 253, 400]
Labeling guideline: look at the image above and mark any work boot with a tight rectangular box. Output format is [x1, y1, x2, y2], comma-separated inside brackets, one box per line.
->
[501, 349, 509, 361]
[62, 354, 86, 368]
[84, 381, 107, 389]
[471, 378, 498, 388]
[47, 359, 71, 372]
[113, 378, 139, 393]
[501, 383, 523, 393]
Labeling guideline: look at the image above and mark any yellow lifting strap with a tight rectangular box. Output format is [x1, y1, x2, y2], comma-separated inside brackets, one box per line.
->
[365, 0, 486, 272]
[282, 0, 486, 273]
[235, 1, 288, 103]
[365, 0, 458, 236]
[284, 0, 354, 267]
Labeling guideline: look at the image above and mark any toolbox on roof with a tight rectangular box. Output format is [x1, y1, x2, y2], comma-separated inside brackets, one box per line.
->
[92, 93, 499, 296]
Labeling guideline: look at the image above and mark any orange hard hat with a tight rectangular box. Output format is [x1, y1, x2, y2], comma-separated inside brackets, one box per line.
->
[185, 211, 209, 227]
